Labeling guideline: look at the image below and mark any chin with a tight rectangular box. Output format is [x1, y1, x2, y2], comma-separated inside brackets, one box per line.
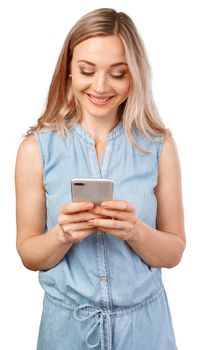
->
[84, 103, 118, 118]
[86, 109, 116, 119]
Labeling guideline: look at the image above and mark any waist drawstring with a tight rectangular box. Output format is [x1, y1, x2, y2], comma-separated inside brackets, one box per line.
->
[74, 304, 112, 350]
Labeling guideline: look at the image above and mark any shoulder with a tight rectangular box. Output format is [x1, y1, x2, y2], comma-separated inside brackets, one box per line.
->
[156, 131, 182, 193]
[159, 131, 180, 169]
[17, 134, 38, 159]
[15, 134, 43, 177]
[130, 128, 166, 161]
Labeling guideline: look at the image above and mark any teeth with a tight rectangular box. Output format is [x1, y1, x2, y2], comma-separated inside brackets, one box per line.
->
[89, 94, 110, 103]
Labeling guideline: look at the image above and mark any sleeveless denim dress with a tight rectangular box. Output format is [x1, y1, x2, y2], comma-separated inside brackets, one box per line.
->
[35, 120, 177, 350]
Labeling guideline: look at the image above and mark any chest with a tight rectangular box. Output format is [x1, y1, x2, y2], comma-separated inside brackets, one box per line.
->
[45, 135, 158, 229]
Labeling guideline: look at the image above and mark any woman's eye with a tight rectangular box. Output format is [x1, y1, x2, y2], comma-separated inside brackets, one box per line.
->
[110, 73, 125, 79]
[79, 70, 126, 79]
[80, 70, 94, 76]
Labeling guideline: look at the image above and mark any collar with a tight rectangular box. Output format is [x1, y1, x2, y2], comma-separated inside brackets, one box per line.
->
[74, 120, 124, 145]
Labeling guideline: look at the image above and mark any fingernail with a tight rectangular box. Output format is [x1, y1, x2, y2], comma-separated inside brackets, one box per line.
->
[101, 202, 107, 207]
[86, 203, 94, 209]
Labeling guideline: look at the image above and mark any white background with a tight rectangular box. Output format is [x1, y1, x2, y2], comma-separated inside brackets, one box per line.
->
[0, 1, 196, 349]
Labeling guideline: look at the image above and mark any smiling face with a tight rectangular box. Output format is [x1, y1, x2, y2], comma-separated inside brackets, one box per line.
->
[70, 35, 131, 122]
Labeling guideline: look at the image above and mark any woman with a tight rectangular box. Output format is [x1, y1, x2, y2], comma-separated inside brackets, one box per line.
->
[15, 8, 185, 350]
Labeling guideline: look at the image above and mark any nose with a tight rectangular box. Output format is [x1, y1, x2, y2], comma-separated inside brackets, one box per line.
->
[92, 73, 109, 94]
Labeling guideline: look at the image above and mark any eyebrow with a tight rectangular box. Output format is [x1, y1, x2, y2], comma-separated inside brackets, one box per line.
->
[77, 60, 128, 67]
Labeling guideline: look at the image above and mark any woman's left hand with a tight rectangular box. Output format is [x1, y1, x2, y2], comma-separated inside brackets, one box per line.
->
[87, 200, 138, 241]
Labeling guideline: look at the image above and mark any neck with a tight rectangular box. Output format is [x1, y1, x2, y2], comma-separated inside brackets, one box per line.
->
[80, 116, 121, 143]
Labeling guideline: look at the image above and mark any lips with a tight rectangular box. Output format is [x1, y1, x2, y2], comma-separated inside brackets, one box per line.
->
[85, 93, 114, 105]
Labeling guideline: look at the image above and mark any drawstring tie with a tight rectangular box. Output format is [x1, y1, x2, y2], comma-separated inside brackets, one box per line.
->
[74, 304, 112, 349]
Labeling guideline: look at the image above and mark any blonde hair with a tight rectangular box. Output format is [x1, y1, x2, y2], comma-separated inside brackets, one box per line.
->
[27, 8, 168, 152]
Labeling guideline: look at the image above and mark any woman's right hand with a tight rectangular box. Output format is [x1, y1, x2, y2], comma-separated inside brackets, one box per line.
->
[57, 202, 104, 244]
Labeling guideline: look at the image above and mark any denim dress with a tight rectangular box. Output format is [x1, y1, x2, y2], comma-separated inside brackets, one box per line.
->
[35, 120, 177, 349]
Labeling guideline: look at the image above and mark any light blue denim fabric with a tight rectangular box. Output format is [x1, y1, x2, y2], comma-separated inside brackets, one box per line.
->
[35, 120, 177, 349]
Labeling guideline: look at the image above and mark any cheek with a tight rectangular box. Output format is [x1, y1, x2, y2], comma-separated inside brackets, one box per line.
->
[71, 77, 89, 94]
[117, 81, 130, 99]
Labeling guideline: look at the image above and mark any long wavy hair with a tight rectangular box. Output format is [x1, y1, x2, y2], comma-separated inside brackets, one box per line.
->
[27, 8, 168, 152]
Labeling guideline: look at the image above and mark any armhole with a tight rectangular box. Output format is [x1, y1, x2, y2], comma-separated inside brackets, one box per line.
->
[34, 132, 47, 192]
[34, 132, 45, 172]
[157, 129, 172, 166]
[157, 134, 164, 165]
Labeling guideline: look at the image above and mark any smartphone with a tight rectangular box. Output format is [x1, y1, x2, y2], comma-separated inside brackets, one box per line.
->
[71, 178, 114, 205]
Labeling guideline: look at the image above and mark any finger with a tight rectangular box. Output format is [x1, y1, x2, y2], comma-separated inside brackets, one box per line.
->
[88, 208, 129, 221]
[59, 201, 94, 214]
[96, 226, 135, 241]
[101, 200, 135, 212]
[94, 220, 137, 241]
[87, 217, 120, 228]
[87, 217, 136, 231]
[64, 227, 97, 243]
[58, 213, 105, 225]
[61, 221, 97, 233]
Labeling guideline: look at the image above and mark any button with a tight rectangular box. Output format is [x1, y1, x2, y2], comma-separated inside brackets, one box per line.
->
[100, 276, 108, 283]
[97, 231, 102, 236]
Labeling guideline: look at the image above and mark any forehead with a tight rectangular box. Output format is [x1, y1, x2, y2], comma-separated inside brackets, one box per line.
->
[72, 35, 127, 65]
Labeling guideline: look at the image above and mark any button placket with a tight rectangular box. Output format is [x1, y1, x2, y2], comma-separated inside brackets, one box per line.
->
[100, 276, 108, 283]
[97, 230, 102, 236]
[87, 139, 115, 310]
[74, 122, 124, 310]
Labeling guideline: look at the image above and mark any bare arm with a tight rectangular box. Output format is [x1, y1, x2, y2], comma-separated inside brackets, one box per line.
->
[127, 133, 186, 268]
[15, 135, 73, 271]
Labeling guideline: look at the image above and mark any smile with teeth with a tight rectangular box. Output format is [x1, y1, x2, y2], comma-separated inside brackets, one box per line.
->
[86, 93, 114, 105]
